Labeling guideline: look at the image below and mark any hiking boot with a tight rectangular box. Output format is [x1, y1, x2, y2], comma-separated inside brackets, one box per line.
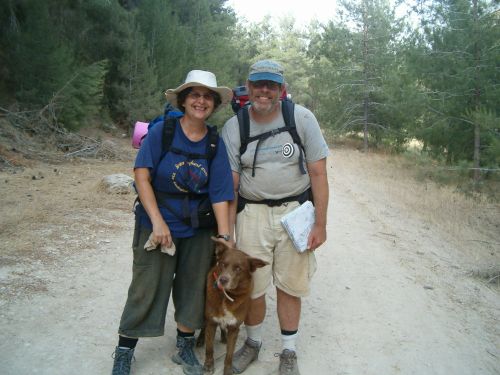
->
[277, 349, 300, 375]
[111, 346, 135, 375]
[232, 338, 261, 374]
[171, 335, 203, 375]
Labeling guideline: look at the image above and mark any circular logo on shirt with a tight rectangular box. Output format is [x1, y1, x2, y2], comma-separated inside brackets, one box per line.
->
[172, 160, 208, 193]
[282, 143, 294, 158]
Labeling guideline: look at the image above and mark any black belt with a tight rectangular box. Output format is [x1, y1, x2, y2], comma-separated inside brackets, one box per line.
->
[238, 189, 312, 211]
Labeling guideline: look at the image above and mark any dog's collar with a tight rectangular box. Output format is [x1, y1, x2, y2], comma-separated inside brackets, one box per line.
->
[213, 271, 235, 302]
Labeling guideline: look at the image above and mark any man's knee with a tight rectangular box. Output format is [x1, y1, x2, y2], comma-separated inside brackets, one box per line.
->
[276, 287, 301, 303]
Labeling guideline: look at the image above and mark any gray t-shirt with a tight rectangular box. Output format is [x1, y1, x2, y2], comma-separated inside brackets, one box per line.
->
[222, 103, 329, 201]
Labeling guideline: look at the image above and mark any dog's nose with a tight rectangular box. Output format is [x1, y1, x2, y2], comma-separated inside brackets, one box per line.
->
[219, 276, 229, 286]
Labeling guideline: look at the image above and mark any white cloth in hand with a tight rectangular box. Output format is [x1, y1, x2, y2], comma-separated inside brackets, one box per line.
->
[144, 233, 176, 256]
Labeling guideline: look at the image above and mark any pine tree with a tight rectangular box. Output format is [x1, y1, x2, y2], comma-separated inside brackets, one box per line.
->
[113, 12, 160, 128]
[308, 0, 402, 151]
[7, 1, 74, 109]
[409, 0, 499, 176]
[57, 60, 109, 130]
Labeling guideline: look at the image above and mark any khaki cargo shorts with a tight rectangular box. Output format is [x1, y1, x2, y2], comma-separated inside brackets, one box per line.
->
[236, 201, 317, 299]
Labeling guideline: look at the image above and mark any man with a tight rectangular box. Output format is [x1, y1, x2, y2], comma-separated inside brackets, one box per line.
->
[221, 60, 329, 375]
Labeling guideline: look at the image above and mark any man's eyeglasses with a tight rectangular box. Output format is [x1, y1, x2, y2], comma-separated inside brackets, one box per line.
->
[250, 80, 281, 90]
[187, 91, 215, 101]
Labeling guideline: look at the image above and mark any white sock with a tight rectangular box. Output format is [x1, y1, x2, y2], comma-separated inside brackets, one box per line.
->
[245, 324, 263, 344]
[281, 332, 298, 352]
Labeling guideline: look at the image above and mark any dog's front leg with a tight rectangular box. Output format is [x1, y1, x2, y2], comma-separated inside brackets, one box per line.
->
[203, 319, 217, 374]
[223, 326, 240, 375]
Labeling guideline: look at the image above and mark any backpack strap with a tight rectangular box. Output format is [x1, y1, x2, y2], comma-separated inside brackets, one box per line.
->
[281, 100, 307, 175]
[161, 118, 218, 161]
[237, 106, 250, 156]
[281, 101, 301, 145]
[236, 102, 307, 176]
[161, 117, 177, 156]
[148, 117, 176, 184]
[154, 190, 210, 228]
[206, 124, 218, 161]
[249, 126, 287, 177]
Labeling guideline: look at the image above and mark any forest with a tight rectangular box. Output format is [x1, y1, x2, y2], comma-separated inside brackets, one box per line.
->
[0, 0, 498, 188]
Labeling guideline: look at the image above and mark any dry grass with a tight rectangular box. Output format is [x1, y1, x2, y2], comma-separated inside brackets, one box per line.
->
[0, 135, 136, 256]
[0, 135, 136, 299]
[331, 146, 499, 277]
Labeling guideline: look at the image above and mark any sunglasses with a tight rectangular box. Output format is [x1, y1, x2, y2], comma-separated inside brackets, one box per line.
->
[250, 80, 281, 90]
[187, 91, 215, 101]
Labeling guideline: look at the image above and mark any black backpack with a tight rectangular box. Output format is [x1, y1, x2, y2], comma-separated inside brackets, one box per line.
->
[236, 100, 306, 177]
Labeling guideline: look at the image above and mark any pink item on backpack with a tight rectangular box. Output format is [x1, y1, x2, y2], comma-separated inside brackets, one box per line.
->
[132, 121, 149, 149]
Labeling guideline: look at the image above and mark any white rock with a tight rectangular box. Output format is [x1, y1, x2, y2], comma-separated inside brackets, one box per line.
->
[100, 174, 134, 194]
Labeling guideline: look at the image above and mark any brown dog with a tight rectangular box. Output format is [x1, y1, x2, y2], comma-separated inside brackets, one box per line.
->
[203, 237, 268, 375]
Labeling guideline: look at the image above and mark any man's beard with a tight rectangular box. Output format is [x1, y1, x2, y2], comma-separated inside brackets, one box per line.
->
[251, 98, 279, 115]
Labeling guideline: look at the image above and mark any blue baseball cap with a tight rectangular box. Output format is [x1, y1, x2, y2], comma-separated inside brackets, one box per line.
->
[248, 60, 284, 84]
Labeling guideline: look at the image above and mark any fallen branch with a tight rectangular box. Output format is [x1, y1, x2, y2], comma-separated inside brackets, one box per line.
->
[0, 154, 15, 167]
[378, 231, 398, 237]
[64, 146, 97, 158]
[486, 274, 500, 284]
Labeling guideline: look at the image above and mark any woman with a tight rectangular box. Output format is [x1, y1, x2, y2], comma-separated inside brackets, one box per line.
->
[112, 70, 234, 375]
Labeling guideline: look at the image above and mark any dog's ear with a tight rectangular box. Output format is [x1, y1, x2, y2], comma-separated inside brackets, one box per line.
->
[211, 236, 229, 259]
[248, 257, 268, 273]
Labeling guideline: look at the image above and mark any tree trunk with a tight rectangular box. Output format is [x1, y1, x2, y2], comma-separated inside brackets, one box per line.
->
[362, 5, 369, 153]
[472, 0, 481, 187]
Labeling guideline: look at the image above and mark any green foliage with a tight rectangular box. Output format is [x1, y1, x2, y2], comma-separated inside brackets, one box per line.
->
[112, 12, 160, 127]
[57, 60, 109, 130]
[1, 0, 498, 185]
[135, 0, 187, 89]
[408, 0, 499, 166]
[465, 107, 500, 167]
[0, 0, 238, 129]
[5, 1, 75, 108]
[308, 0, 404, 150]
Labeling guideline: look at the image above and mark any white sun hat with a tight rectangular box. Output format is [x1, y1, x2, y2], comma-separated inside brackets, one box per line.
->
[165, 70, 233, 110]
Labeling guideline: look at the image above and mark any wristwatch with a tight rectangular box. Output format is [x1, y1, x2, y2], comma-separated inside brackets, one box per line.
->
[216, 234, 231, 241]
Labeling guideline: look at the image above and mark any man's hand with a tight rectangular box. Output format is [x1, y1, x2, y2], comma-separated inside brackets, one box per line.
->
[307, 222, 326, 251]
[306, 158, 329, 252]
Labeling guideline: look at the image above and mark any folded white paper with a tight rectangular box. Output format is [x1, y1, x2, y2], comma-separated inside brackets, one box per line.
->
[280, 200, 315, 253]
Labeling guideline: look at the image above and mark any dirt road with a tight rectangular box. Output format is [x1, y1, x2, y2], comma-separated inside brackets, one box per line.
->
[0, 145, 498, 375]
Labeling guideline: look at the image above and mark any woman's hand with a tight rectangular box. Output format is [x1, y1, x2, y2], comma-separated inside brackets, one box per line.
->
[219, 235, 236, 249]
[135, 168, 173, 248]
[213, 201, 233, 247]
[151, 217, 172, 248]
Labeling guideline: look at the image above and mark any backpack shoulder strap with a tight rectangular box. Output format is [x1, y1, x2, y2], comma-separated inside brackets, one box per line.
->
[206, 124, 219, 160]
[149, 117, 176, 184]
[281, 100, 303, 150]
[282, 100, 307, 175]
[237, 106, 250, 156]
[161, 117, 177, 155]
[281, 100, 295, 127]
[163, 119, 218, 161]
